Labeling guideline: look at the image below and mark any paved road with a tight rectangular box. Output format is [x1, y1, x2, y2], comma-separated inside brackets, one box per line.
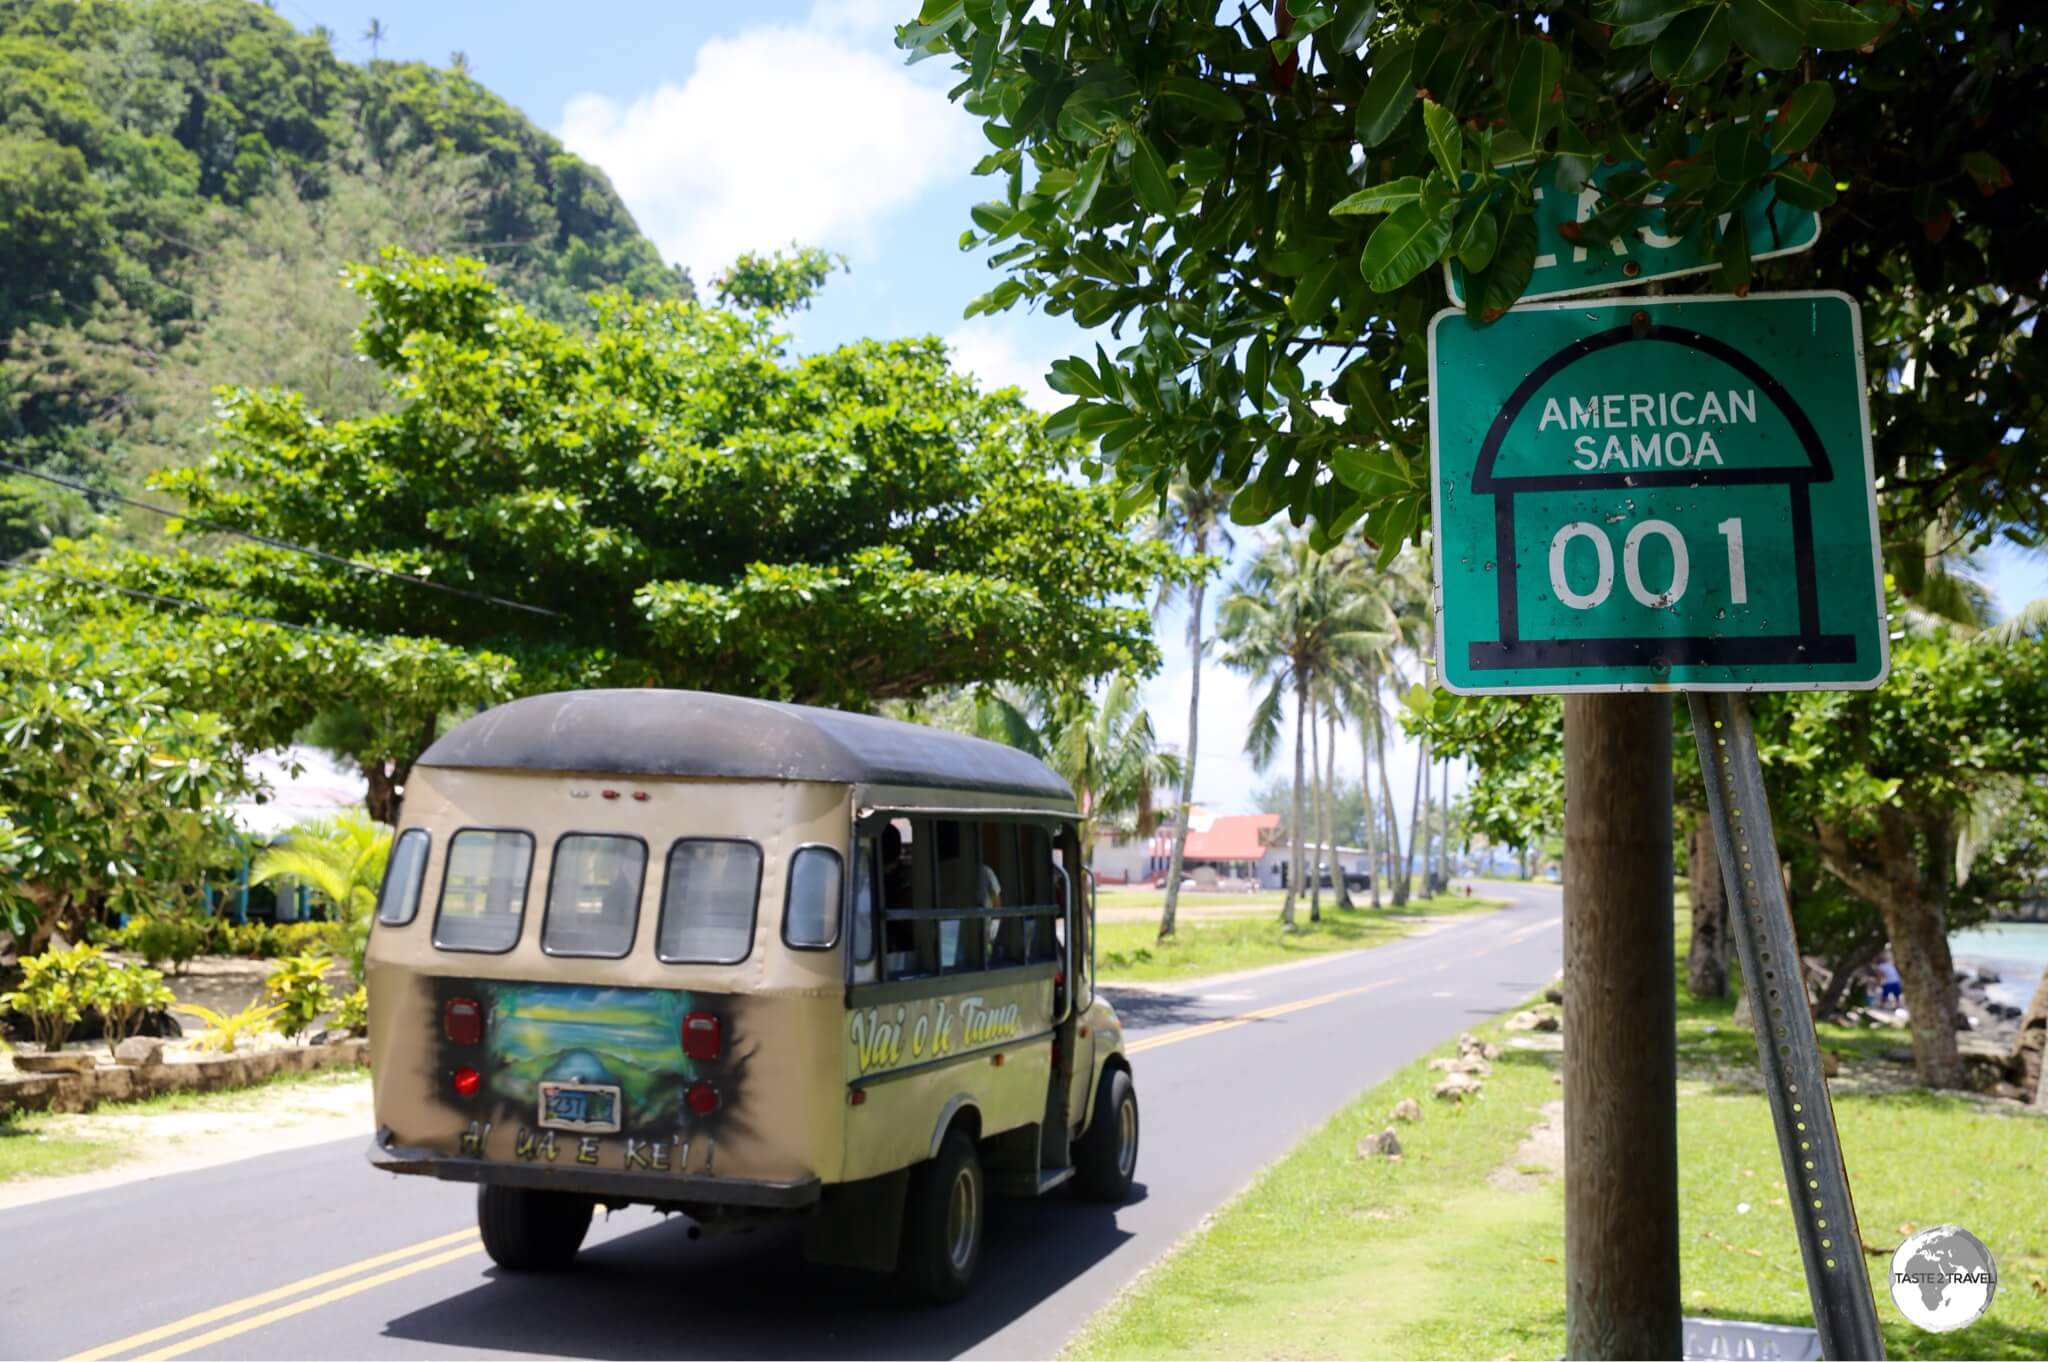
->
[3, 882, 1561, 1361]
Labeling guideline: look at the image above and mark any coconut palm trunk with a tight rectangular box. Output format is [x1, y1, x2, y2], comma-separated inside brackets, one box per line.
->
[1283, 684, 1306, 929]
[1376, 689, 1408, 907]
[1404, 731, 1427, 902]
[1308, 698, 1324, 922]
[1362, 717, 1381, 908]
[1159, 575, 1206, 941]
[1326, 705, 1352, 908]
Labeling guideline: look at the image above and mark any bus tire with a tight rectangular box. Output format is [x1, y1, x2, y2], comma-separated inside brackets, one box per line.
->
[477, 1184, 593, 1271]
[1074, 1067, 1138, 1202]
[896, 1129, 984, 1304]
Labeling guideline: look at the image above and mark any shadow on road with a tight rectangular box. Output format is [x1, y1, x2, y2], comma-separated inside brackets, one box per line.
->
[1096, 986, 1216, 1030]
[378, 1184, 1146, 1360]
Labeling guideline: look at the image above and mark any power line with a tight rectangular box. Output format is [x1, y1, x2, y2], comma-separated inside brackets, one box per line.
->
[0, 460, 565, 620]
[2, 560, 340, 637]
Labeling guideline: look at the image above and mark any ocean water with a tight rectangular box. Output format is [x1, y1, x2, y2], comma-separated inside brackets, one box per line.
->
[1948, 922, 2048, 1010]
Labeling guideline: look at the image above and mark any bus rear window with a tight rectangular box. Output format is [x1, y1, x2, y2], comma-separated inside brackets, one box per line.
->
[542, 834, 646, 958]
[433, 829, 534, 954]
[376, 828, 431, 927]
[657, 839, 761, 964]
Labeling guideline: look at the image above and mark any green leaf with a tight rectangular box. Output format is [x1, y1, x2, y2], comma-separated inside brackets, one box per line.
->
[1127, 131, 1178, 216]
[1710, 124, 1771, 182]
[1652, 3, 1731, 84]
[1729, 0, 1808, 69]
[1245, 333, 1272, 410]
[1772, 82, 1835, 156]
[1331, 176, 1425, 217]
[1158, 75, 1245, 123]
[1454, 197, 1502, 271]
[1804, 0, 1886, 48]
[1423, 100, 1462, 181]
[1067, 144, 1110, 221]
[1713, 215, 1753, 292]
[1354, 41, 1415, 149]
[1461, 212, 1537, 320]
[1610, 14, 1677, 46]
[1360, 200, 1452, 293]
[1289, 255, 1348, 324]
[1595, 0, 1696, 22]
[1507, 38, 1562, 146]
[1770, 161, 1837, 210]
[1330, 0, 1379, 54]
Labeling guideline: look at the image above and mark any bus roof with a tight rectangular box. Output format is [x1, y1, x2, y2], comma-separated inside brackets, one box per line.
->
[417, 689, 1076, 803]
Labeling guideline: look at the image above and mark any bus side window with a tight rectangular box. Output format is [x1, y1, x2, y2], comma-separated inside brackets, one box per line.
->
[983, 822, 1023, 968]
[1020, 825, 1057, 963]
[880, 818, 926, 980]
[932, 820, 983, 973]
[851, 835, 878, 972]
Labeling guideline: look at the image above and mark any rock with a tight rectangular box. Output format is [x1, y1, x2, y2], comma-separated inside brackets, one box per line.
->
[1428, 1056, 1457, 1071]
[1544, 985, 1565, 1005]
[1978, 965, 2002, 985]
[1453, 1054, 1492, 1076]
[1457, 1031, 1481, 1052]
[1356, 1128, 1404, 1159]
[13, 1051, 94, 1074]
[1505, 1010, 1544, 1032]
[1434, 1072, 1483, 1101]
[1481, 1042, 1501, 1061]
[113, 1036, 165, 1069]
[1821, 1050, 1840, 1077]
[1532, 1013, 1561, 1033]
[1989, 1081, 2032, 1103]
[1390, 1098, 1423, 1123]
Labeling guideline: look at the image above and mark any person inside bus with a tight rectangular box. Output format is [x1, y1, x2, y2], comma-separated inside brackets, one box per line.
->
[881, 822, 918, 975]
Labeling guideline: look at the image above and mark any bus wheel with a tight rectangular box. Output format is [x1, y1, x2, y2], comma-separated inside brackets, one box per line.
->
[477, 1185, 593, 1271]
[897, 1129, 984, 1303]
[1075, 1068, 1138, 1202]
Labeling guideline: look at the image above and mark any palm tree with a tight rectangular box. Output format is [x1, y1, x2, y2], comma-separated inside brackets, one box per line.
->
[449, 50, 470, 75]
[1220, 538, 1390, 928]
[1148, 482, 1233, 940]
[362, 18, 387, 60]
[251, 811, 391, 981]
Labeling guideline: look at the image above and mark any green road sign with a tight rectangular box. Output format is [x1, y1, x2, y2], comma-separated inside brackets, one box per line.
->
[1444, 158, 1821, 306]
[1429, 291, 1887, 695]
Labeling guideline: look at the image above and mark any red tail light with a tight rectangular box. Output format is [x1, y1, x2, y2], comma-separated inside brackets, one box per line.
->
[444, 997, 483, 1046]
[687, 1080, 720, 1115]
[681, 1011, 721, 1061]
[452, 1066, 481, 1098]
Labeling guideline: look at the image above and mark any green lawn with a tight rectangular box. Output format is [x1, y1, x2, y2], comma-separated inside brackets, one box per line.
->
[1095, 895, 1504, 985]
[1070, 914, 2048, 1360]
[0, 1066, 366, 1185]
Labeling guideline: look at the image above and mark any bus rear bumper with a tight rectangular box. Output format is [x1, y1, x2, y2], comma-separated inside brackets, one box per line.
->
[366, 1129, 822, 1210]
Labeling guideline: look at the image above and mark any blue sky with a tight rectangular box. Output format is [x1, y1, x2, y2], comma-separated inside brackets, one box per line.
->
[282, 0, 2048, 821]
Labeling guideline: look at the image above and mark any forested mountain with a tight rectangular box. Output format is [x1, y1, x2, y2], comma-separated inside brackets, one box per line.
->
[0, 0, 687, 549]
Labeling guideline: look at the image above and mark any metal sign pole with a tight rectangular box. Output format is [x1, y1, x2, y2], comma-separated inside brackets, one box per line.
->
[1687, 692, 1886, 1360]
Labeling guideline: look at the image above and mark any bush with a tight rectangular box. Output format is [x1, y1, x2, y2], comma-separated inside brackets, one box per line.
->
[271, 921, 346, 958]
[175, 1000, 281, 1053]
[122, 916, 207, 974]
[335, 984, 368, 1037]
[84, 959, 175, 1055]
[264, 952, 336, 1043]
[0, 943, 105, 1050]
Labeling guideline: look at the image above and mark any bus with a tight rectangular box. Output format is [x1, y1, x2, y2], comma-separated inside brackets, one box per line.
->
[364, 688, 1138, 1301]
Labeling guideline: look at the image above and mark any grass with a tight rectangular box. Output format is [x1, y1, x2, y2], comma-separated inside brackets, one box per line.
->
[1070, 912, 2048, 1360]
[0, 1066, 366, 1185]
[1095, 894, 1504, 985]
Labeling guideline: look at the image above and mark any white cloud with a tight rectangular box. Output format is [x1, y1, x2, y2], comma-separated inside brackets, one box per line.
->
[557, 10, 977, 286]
[943, 319, 1063, 412]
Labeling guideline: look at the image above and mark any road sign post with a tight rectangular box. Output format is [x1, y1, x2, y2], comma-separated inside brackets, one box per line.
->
[1427, 289, 1889, 1359]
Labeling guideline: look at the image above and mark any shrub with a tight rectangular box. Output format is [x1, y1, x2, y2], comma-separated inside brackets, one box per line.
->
[123, 915, 207, 974]
[335, 985, 368, 1037]
[270, 921, 345, 958]
[85, 960, 175, 1055]
[0, 943, 106, 1050]
[174, 1000, 282, 1053]
[264, 952, 336, 1043]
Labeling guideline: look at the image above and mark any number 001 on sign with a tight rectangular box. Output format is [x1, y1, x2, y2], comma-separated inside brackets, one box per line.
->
[1429, 292, 1887, 694]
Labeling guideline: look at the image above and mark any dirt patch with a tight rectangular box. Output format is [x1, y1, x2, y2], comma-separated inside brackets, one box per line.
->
[0, 1072, 371, 1211]
[1487, 1099, 1564, 1192]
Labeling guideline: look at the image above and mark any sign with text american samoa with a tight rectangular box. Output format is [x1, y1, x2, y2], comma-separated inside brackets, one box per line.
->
[1428, 292, 1886, 695]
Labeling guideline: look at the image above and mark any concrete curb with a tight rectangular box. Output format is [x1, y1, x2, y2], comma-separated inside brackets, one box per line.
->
[0, 1038, 369, 1116]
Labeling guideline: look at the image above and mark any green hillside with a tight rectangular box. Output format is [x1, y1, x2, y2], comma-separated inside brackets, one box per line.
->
[0, 0, 687, 548]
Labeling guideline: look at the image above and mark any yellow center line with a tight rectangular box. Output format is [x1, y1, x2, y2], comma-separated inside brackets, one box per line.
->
[62, 1228, 478, 1362]
[1126, 977, 1395, 1055]
[130, 1243, 484, 1362]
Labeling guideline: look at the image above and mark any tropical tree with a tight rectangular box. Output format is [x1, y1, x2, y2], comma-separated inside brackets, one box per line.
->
[361, 17, 385, 59]
[1148, 481, 1233, 939]
[1220, 538, 1389, 927]
[252, 811, 392, 981]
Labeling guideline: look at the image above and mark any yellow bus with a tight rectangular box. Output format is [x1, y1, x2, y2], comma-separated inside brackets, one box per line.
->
[365, 689, 1136, 1300]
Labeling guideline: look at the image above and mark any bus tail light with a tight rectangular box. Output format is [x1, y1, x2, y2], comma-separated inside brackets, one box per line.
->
[686, 1080, 719, 1115]
[444, 997, 483, 1045]
[681, 1012, 721, 1060]
[452, 1066, 481, 1099]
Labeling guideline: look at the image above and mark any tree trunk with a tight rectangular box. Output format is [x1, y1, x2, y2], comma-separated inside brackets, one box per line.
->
[1440, 758, 1452, 884]
[1361, 720, 1381, 909]
[1814, 921, 1886, 1022]
[363, 759, 401, 825]
[1562, 693, 1680, 1361]
[1328, 706, 1353, 909]
[1377, 696, 1406, 907]
[1159, 576, 1206, 941]
[1402, 732, 1426, 905]
[1282, 683, 1305, 929]
[2021, 964, 2048, 1107]
[1308, 696, 1324, 923]
[1684, 809, 1730, 1000]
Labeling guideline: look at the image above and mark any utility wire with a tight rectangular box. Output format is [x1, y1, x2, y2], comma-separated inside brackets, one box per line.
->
[2, 560, 340, 637]
[0, 459, 565, 620]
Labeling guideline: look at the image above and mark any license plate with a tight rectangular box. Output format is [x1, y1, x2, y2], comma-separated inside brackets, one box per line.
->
[538, 1081, 622, 1133]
